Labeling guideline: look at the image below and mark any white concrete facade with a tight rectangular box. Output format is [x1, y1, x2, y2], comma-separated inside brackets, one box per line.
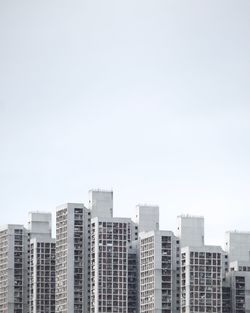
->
[28, 211, 52, 240]
[225, 231, 250, 263]
[133, 205, 159, 233]
[89, 189, 113, 219]
[177, 215, 204, 248]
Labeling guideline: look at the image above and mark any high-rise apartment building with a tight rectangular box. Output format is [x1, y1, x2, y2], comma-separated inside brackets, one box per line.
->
[0, 224, 28, 313]
[90, 217, 137, 313]
[56, 203, 91, 313]
[139, 230, 180, 313]
[0, 212, 56, 313]
[55, 190, 116, 313]
[180, 245, 225, 313]
[5, 189, 250, 313]
[224, 231, 250, 313]
[28, 212, 55, 313]
[225, 265, 250, 313]
[222, 237, 250, 313]
[29, 239, 55, 313]
[128, 243, 138, 313]
[177, 215, 228, 313]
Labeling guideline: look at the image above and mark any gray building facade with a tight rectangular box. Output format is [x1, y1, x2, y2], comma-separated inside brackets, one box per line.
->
[0, 224, 28, 313]
[140, 230, 180, 313]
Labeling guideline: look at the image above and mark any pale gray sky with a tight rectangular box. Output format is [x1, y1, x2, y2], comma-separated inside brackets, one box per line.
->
[0, 0, 250, 246]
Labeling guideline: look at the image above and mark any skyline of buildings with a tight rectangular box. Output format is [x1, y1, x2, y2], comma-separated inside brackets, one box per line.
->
[1, 189, 250, 313]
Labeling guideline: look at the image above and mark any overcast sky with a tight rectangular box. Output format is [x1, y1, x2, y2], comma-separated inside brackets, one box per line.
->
[0, 0, 250, 246]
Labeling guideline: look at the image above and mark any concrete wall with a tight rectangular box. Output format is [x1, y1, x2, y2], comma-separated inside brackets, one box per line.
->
[134, 205, 159, 233]
[89, 189, 113, 219]
[177, 215, 204, 248]
[225, 231, 250, 263]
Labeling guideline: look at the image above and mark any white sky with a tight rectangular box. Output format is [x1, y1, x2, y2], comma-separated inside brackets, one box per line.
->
[0, 0, 250, 247]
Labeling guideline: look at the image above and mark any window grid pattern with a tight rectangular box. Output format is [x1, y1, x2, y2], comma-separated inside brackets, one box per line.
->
[56, 208, 68, 313]
[0, 230, 8, 312]
[140, 236, 154, 313]
[181, 251, 222, 313]
[161, 236, 172, 313]
[91, 221, 130, 313]
[235, 276, 245, 313]
[128, 252, 137, 313]
[29, 241, 55, 313]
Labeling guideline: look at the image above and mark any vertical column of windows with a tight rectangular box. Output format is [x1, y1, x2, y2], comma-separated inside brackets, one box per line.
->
[74, 208, 84, 313]
[140, 236, 154, 313]
[90, 222, 96, 313]
[91, 221, 129, 313]
[182, 251, 222, 313]
[56, 209, 67, 313]
[128, 252, 137, 313]
[235, 276, 245, 313]
[162, 236, 172, 313]
[35, 242, 55, 313]
[0, 230, 8, 312]
[14, 229, 24, 313]
[29, 243, 34, 313]
[181, 252, 186, 312]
